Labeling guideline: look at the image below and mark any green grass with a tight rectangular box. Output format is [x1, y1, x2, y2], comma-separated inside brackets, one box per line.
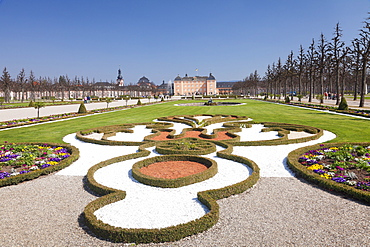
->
[0, 99, 369, 143]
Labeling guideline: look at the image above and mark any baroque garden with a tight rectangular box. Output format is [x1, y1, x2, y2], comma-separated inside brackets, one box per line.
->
[0, 98, 369, 245]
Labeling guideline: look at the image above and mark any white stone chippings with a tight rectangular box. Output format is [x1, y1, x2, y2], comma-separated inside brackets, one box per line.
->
[57, 134, 139, 176]
[233, 130, 336, 177]
[234, 124, 280, 141]
[107, 125, 153, 142]
[193, 116, 212, 122]
[93, 146, 253, 229]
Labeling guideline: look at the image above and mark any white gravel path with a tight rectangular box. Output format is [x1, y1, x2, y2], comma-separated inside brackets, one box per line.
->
[107, 125, 153, 141]
[93, 145, 252, 229]
[233, 130, 336, 177]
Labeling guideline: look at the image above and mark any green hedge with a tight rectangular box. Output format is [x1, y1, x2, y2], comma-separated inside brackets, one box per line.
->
[132, 155, 218, 188]
[229, 122, 323, 146]
[83, 140, 259, 244]
[287, 142, 370, 204]
[0, 143, 79, 187]
[155, 139, 216, 155]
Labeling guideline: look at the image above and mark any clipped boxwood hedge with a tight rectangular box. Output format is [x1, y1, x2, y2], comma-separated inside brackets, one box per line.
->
[229, 122, 323, 146]
[80, 114, 325, 243]
[155, 139, 216, 155]
[132, 155, 218, 188]
[287, 142, 370, 204]
[0, 143, 79, 188]
[83, 140, 259, 244]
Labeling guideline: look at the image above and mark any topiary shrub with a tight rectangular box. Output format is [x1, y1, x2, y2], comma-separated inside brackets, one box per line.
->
[285, 96, 290, 103]
[78, 102, 87, 113]
[28, 100, 35, 107]
[137, 99, 142, 105]
[338, 96, 349, 110]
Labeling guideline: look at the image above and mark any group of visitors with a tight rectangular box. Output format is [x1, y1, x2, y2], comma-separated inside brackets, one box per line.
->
[83, 96, 91, 103]
[324, 92, 339, 100]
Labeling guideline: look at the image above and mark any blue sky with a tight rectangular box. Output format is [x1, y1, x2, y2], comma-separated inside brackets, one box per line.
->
[0, 0, 369, 84]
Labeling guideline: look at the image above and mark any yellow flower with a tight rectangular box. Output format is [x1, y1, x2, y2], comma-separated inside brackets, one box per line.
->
[307, 164, 324, 170]
[320, 174, 332, 179]
[46, 161, 58, 166]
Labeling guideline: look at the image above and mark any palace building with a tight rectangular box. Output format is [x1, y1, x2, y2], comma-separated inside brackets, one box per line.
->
[173, 73, 217, 96]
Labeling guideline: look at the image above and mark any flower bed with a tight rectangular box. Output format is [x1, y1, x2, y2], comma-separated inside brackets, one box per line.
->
[0, 100, 167, 130]
[0, 112, 85, 129]
[287, 142, 370, 203]
[298, 144, 370, 191]
[0, 141, 78, 187]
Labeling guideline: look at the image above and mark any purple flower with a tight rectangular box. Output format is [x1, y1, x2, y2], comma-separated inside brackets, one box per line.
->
[0, 171, 10, 179]
[49, 157, 61, 162]
[313, 169, 325, 174]
[332, 177, 346, 183]
[41, 164, 51, 169]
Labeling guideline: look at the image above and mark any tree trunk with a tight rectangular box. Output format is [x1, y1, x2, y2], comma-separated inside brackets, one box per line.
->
[359, 58, 367, 107]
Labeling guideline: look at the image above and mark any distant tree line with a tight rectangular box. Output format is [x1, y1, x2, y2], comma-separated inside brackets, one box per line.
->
[234, 14, 370, 107]
[0, 69, 161, 103]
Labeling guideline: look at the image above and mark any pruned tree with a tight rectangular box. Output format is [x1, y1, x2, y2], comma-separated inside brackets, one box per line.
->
[297, 45, 306, 97]
[28, 70, 36, 101]
[307, 39, 317, 102]
[317, 33, 329, 103]
[0, 67, 12, 103]
[34, 101, 45, 118]
[350, 40, 362, 100]
[17, 68, 27, 102]
[330, 23, 346, 105]
[352, 14, 370, 107]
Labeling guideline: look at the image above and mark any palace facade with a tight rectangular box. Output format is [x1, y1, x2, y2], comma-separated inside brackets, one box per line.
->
[173, 73, 217, 96]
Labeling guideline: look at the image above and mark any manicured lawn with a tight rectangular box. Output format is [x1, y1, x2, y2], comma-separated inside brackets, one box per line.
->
[0, 99, 369, 143]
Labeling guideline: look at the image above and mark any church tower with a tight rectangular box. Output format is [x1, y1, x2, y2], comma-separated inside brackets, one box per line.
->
[116, 68, 124, 86]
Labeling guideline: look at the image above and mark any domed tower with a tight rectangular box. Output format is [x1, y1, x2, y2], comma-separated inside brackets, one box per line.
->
[116, 68, 124, 86]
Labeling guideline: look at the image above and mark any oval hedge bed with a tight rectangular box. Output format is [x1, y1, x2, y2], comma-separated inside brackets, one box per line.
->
[132, 155, 217, 188]
[287, 142, 370, 204]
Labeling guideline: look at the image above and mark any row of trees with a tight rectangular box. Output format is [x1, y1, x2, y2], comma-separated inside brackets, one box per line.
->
[236, 14, 370, 107]
[0, 68, 161, 103]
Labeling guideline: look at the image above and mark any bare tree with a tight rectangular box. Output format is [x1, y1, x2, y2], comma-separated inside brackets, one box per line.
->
[16, 68, 27, 102]
[297, 45, 305, 97]
[307, 39, 317, 102]
[317, 33, 329, 103]
[350, 40, 362, 100]
[0, 67, 12, 103]
[353, 15, 370, 107]
[330, 23, 346, 105]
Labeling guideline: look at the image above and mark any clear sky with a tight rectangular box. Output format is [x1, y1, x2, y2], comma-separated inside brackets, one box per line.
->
[0, 0, 369, 85]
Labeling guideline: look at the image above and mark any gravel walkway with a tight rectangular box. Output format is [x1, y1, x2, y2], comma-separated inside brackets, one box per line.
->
[0, 175, 369, 247]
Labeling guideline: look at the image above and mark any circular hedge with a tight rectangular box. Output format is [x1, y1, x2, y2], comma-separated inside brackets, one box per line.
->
[132, 155, 218, 188]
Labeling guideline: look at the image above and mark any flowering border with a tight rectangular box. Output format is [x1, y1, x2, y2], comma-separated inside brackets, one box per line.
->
[0, 142, 79, 187]
[287, 142, 370, 204]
